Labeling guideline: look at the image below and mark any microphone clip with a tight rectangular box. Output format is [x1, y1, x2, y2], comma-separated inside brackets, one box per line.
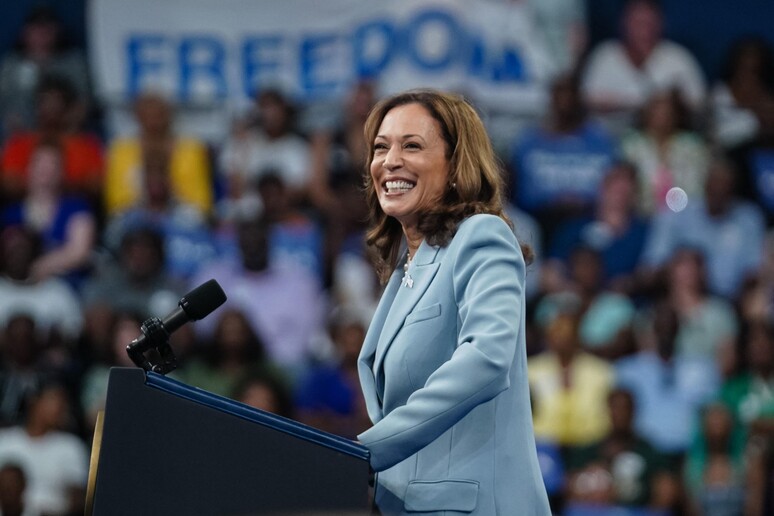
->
[126, 316, 179, 375]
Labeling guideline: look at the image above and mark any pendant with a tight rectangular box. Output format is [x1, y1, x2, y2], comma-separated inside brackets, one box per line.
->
[401, 270, 414, 288]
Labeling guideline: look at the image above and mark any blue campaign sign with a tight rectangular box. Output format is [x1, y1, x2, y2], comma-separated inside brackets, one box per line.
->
[90, 0, 552, 106]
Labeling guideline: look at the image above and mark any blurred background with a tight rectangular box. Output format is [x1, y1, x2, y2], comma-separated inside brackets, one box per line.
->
[0, 0, 773, 514]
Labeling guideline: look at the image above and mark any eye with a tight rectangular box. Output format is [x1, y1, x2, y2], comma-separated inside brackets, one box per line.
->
[404, 142, 421, 150]
[374, 142, 388, 152]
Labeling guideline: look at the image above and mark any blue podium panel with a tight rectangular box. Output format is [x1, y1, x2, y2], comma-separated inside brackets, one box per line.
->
[91, 368, 370, 515]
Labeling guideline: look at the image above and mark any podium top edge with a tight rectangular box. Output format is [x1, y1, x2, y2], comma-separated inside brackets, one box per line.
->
[133, 369, 370, 461]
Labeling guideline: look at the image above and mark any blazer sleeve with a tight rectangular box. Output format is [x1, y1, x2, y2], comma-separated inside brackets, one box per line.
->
[358, 215, 525, 471]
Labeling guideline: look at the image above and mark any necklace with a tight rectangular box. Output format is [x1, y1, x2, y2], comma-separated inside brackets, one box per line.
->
[401, 252, 414, 288]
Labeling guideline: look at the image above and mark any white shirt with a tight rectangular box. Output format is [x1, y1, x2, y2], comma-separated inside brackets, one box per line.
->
[0, 427, 88, 516]
[218, 130, 311, 189]
[582, 40, 707, 110]
[710, 82, 761, 148]
[0, 277, 83, 340]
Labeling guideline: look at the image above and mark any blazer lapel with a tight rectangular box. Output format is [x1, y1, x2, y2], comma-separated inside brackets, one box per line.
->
[373, 241, 441, 377]
[358, 266, 402, 421]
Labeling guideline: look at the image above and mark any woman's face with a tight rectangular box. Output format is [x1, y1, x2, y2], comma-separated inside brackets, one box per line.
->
[27, 146, 62, 192]
[215, 311, 251, 354]
[239, 383, 278, 413]
[669, 249, 702, 290]
[370, 103, 450, 231]
[645, 94, 676, 133]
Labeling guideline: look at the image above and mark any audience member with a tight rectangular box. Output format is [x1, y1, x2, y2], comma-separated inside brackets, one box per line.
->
[548, 161, 648, 291]
[528, 310, 615, 447]
[0, 383, 88, 516]
[621, 89, 710, 215]
[103, 145, 217, 281]
[81, 227, 184, 351]
[177, 308, 268, 398]
[639, 157, 765, 300]
[0, 6, 91, 137]
[190, 217, 324, 374]
[719, 321, 774, 516]
[257, 173, 324, 283]
[526, 0, 588, 74]
[536, 247, 636, 359]
[581, 0, 706, 131]
[616, 302, 720, 456]
[0, 74, 102, 202]
[509, 72, 617, 238]
[233, 369, 295, 419]
[0, 463, 28, 516]
[0, 227, 82, 343]
[684, 403, 746, 516]
[719, 321, 774, 442]
[308, 81, 374, 218]
[659, 248, 738, 370]
[0, 315, 52, 427]
[728, 97, 774, 224]
[1, 141, 96, 286]
[566, 388, 676, 510]
[294, 306, 370, 439]
[103, 92, 213, 218]
[710, 37, 774, 149]
[308, 82, 374, 287]
[217, 89, 311, 221]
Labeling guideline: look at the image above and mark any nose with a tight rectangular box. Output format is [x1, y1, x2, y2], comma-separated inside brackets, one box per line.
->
[383, 145, 402, 170]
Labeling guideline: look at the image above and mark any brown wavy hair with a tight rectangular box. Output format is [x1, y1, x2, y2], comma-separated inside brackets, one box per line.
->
[363, 89, 532, 283]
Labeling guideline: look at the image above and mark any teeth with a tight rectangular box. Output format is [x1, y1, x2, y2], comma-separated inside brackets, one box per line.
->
[385, 180, 415, 192]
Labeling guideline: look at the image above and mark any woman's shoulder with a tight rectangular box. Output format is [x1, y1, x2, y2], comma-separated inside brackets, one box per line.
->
[456, 213, 512, 235]
[450, 214, 520, 256]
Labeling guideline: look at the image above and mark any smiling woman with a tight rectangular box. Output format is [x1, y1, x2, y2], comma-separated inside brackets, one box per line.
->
[357, 90, 550, 515]
[370, 102, 450, 244]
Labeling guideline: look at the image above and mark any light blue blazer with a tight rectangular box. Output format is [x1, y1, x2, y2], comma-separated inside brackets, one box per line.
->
[358, 214, 550, 515]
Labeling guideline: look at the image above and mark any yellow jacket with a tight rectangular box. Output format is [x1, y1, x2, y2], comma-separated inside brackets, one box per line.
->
[528, 351, 613, 446]
[104, 137, 213, 217]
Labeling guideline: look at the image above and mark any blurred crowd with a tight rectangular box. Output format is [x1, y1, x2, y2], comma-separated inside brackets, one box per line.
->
[0, 0, 773, 515]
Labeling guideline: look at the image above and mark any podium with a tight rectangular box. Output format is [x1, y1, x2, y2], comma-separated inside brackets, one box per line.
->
[88, 367, 371, 515]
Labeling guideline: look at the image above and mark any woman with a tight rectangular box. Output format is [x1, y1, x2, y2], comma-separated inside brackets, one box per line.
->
[660, 247, 738, 366]
[357, 90, 550, 515]
[103, 92, 213, 218]
[179, 308, 268, 398]
[621, 89, 710, 215]
[1, 141, 96, 285]
[710, 37, 774, 149]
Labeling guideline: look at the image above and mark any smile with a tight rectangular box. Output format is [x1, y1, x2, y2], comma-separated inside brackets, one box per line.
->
[384, 180, 416, 194]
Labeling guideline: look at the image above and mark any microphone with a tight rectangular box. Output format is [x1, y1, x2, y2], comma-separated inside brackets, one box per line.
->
[156, 279, 228, 336]
[127, 279, 227, 373]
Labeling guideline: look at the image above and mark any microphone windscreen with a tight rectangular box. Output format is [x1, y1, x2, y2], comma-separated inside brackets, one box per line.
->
[179, 279, 227, 320]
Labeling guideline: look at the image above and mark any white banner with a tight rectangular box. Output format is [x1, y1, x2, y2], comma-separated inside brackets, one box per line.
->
[88, 0, 557, 113]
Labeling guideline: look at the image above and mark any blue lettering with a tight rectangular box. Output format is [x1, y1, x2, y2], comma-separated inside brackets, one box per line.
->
[242, 36, 283, 98]
[404, 10, 462, 71]
[492, 46, 527, 82]
[178, 36, 227, 100]
[466, 34, 486, 78]
[352, 20, 396, 78]
[126, 34, 168, 98]
[299, 34, 341, 96]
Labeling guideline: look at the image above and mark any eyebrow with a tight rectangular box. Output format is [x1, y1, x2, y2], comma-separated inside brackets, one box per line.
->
[374, 133, 425, 140]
